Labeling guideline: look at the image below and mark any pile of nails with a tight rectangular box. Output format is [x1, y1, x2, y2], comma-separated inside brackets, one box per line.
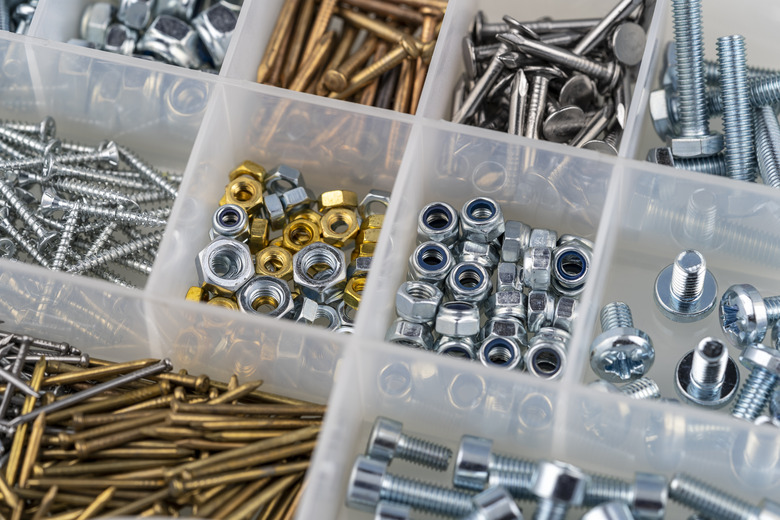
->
[0, 117, 177, 288]
[386, 197, 593, 380]
[452, 1, 655, 154]
[1, 0, 37, 34]
[346, 415, 779, 519]
[74, 0, 242, 72]
[646, 0, 780, 186]
[0, 331, 324, 519]
[257, 0, 444, 114]
[587, 248, 780, 427]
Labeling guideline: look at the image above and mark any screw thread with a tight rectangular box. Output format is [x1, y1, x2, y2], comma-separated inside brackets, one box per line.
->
[691, 341, 727, 388]
[85, 222, 118, 258]
[0, 139, 28, 159]
[382, 475, 474, 517]
[770, 385, 779, 420]
[717, 35, 756, 181]
[90, 266, 136, 289]
[683, 190, 719, 243]
[703, 60, 780, 84]
[583, 474, 633, 507]
[0, 126, 46, 153]
[0, 0, 10, 33]
[488, 469, 536, 500]
[668, 473, 757, 520]
[621, 377, 661, 399]
[754, 106, 780, 189]
[64, 200, 166, 228]
[732, 367, 779, 421]
[117, 145, 178, 199]
[0, 181, 48, 240]
[533, 499, 568, 520]
[491, 453, 537, 475]
[114, 256, 153, 275]
[0, 217, 50, 268]
[51, 163, 150, 191]
[396, 434, 452, 471]
[131, 189, 170, 205]
[671, 250, 706, 302]
[68, 232, 162, 274]
[52, 177, 134, 207]
[0, 156, 44, 171]
[675, 154, 728, 176]
[672, 0, 709, 136]
[50, 209, 79, 272]
[600, 302, 633, 331]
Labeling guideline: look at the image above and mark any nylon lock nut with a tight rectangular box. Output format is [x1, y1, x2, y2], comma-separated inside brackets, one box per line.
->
[418, 201, 460, 247]
[446, 262, 493, 304]
[435, 301, 480, 338]
[386, 318, 434, 350]
[395, 281, 443, 324]
[136, 15, 205, 69]
[460, 197, 505, 243]
[408, 241, 454, 287]
[210, 204, 249, 242]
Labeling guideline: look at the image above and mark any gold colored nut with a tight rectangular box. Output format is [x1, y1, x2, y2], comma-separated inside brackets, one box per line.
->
[249, 218, 269, 254]
[351, 242, 377, 262]
[356, 228, 382, 246]
[256, 246, 293, 280]
[207, 297, 239, 311]
[282, 219, 321, 253]
[343, 276, 367, 310]
[228, 160, 266, 183]
[291, 209, 323, 227]
[318, 189, 358, 212]
[269, 236, 284, 247]
[185, 286, 209, 303]
[224, 175, 264, 217]
[360, 214, 384, 230]
[321, 207, 359, 247]
[219, 193, 227, 206]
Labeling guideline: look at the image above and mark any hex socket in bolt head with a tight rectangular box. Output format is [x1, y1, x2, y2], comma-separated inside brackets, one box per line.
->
[675, 337, 739, 408]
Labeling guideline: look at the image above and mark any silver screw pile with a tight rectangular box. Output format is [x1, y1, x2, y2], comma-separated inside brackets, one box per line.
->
[0, 117, 179, 288]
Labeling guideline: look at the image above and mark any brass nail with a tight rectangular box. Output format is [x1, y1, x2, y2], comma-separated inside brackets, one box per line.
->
[203, 431, 287, 442]
[301, 0, 337, 64]
[0, 470, 20, 509]
[61, 410, 169, 446]
[358, 41, 389, 106]
[323, 34, 378, 92]
[271, 479, 303, 520]
[46, 381, 170, 423]
[11, 501, 23, 520]
[195, 483, 249, 519]
[393, 57, 415, 113]
[256, 490, 283, 520]
[268, 28, 294, 87]
[281, 0, 316, 88]
[396, 0, 447, 10]
[7, 358, 46, 485]
[410, 6, 442, 114]
[154, 372, 210, 393]
[43, 359, 158, 386]
[186, 439, 317, 479]
[29, 485, 57, 520]
[213, 479, 270, 519]
[41, 458, 179, 477]
[105, 465, 189, 481]
[18, 412, 46, 488]
[74, 420, 162, 458]
[174, 438, 246, 451]
[223, 473, 301, 520]
[27, 477, 165, 490]
[99, 487, 169, 518]
[45, 510, 83, 520]
[330, 43, 412, 100]
[74, 486, 115, 520]
[341, 0, 424, 26]
[74, 446, 193, 461]
[210, 381, 317, 406]
[198, 418, 322, 430]
[72, 409, 160, 430]
[208, 380, 265, 405]
[112, 391, 175, 414]
[289, 31, 337, 92]
[257, 0, 302, 83]
[316, 25, 358, 96]
[170, 400, 325, 416]
[17, 487, 125, 509]
[167, 412, 235, 425]
[337, 8, 420, 58]
[192, 483, 229, 507]
[170, 460, 308, 496]
[228, 374, 240, 392]
[142, 425, 203, 440]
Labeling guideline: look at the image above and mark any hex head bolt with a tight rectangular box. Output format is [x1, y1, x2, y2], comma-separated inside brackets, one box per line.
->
[675, 337, 739, 408]
[366, 417, 452, 471]
[453, 435, 536, 496]
[731, 345, 780, 422]
[347, 456, 475, 517]
[590, 302, 654, 383]
[582, 502, 635, 520]
[531, 461, 589, 520]
[719, 283, 780, 348]
[668, 472, 780, 520]
[669, 0, 722, 158]
[453, 43, 510, 124]
[584, 472, 668, 519]
[654, 250, 717, 322]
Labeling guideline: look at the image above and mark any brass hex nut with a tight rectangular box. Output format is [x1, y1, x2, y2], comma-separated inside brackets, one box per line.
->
[185, 286, 209, 303]
[356, 228, 382, 246]
[256, 245, 293, 281]
[269, 236, 284, 248]
[360, 214, 384, 230]
[351, 242, 376, 262]
[229, 160, 266, 183]
[318, 189, 358, 212]
[224, 175, 264, 217]
[321, 207, 359, 247]
[290, 209, 322, 227]
[282, 219, 321, 253]
[344, 276, 367, 309]
[248, 218, 269, 254]
[207, 296, 239, 311]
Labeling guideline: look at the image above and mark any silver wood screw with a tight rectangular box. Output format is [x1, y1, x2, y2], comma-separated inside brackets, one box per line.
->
[0, 116, 56, 141]
[0, 180, 56, 250]
[46, 161, 151, 191]
[49, 208, 79, 272]
[67, 231, 162, 274]
[40, 189, 167, 228]
[50, 176, 139, 209]
[0, 208, 51, 267]
[117, 144, 178, 199]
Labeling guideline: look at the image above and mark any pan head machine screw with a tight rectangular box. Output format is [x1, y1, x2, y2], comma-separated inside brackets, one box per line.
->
[719, 283, 780, 348]
[590, 302, 654, 383]
[675, 337, 739, 408]
[654, 249, 717, 322]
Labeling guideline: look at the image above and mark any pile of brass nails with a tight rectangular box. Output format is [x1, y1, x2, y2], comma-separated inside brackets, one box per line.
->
[256, 0, 446, 114]
[0, 333, 324, 520]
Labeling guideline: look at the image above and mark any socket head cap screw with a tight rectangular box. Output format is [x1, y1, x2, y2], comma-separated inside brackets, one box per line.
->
[472, 486, 523, 520]
[740, 345, 780, 375]
[590, 328, 654, 383]
[375, 501, 411, 520]
[454, 434, 492, 490]
[532, 460, 589, 507]
[654, 255, 717, 323]
[365, 416, 403, 463]
[632, 472, 668, 520]
[720, 284, 770, 348]
[346, 456, 386, 512]
[675, 339, 739, 409]
[582, 502, 634, 520]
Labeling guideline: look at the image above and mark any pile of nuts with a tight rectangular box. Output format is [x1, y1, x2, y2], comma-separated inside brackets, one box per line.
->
[0, 331, 323, 519]
[186, 160, 390, 331]
[386, 198, 593, 380]
[647, 0, 780, 186]
[587, 248, 780, 426]
[452, 1, 655, 153]
[2, 0, 37, 34]
[75, 0, 242, 72]
[257, 0, 444, 114]
[345, 415, 779, 519]
[0, 117, 177, 288]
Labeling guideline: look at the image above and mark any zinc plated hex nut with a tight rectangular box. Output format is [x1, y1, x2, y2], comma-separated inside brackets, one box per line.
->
[460, 197, 505, 243]
[408, 241, 454, 287]
[525, 327, 570, 380]
[435, 301, 480, 338]
[118, 0, 154, 30]
[501, 220, 531, 263]
[136, 15, 205, 69]
[81, 2, 116, 44]
[236, 275, 294, 318]
[485, 290, 526, 324]
[395, 281, 443, 324]
[458, 240, 499, 272]
[523, 246, 552, 291]
[263, 192, 286, 230]
[196, 237, 255, 297]
[359, 189, 391, 218]
[446, 262, 492, 305]
[103, 24, 138, 56]
[527, 290, 554, 333]
[481, 317, 526, 345]
[209, 204, 249, 242]
[418, 201, 460, 247]
[193, 1, 239, 68]
[385, 318, 434, 350]
[295, 296, 320, 324]
[281, 187, 316, 217]
[348, 256, 372, 280]
[338, 299, 356, 326]
[293, 242, 346, 303]
[553, 297, 577, 333]
[495, 262, 521, 292]
[265, 165, 304, 195]
[529, 228, 557, 249]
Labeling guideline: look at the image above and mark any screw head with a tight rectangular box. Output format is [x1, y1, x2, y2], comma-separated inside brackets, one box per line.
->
[346, 456, 387, 512]
[674, 346, 739, 409]
[739, 344, 780, 375]
[590, 328, 654, 383]
[653, 258, 717, 323]
[719, 284, 768, 348]
[472, 486, 523, 520]
[366, 417, 403, 463]
[454, 435, 492, 490]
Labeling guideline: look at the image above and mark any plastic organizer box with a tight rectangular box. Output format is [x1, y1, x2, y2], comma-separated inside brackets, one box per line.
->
[0, 0, 779, 518]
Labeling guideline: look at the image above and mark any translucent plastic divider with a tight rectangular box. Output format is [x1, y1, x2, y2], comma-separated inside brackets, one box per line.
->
[579, 160, 780, 409]
[418, 0, 665, 159]
[220, 0, 284, 82]
[148, 79, 412, 304]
